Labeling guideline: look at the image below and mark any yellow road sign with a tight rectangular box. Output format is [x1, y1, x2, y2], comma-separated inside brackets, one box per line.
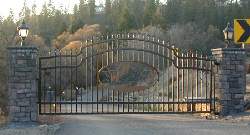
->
[234, 19, 250, 44]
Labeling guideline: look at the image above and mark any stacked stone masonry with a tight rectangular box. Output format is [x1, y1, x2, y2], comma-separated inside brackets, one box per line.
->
[212, 48, 246, 115]
[7, 47, 38, 122]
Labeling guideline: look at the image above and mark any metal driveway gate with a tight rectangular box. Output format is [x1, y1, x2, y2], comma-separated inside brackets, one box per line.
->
[38, 33, 215, 114]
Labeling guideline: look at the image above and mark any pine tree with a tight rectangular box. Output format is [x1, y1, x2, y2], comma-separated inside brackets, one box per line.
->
[88, 0, 96, 17]
[143, 0, 157, 26]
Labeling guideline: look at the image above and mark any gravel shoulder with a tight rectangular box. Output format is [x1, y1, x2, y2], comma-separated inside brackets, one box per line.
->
[0, 123, 60, 135]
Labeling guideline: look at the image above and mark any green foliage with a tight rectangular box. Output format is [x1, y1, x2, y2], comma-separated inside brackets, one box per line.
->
[117, 2, 135, 31]
[88, 0, 96, 17]
[143, 0, 157, 26]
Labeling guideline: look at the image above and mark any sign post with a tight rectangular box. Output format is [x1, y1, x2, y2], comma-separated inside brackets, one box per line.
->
[234, 19, 250, 48]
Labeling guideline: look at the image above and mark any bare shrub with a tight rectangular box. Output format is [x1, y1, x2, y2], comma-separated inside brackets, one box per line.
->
[53, 24, 103, 50]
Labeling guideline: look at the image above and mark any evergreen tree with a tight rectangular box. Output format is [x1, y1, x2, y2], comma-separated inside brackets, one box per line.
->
[105, 0, 112, 27]
[88, 0, 96, 17]
[143, 0, 157, 26]
[19, 0, 31, 21]
[70, 4, 85, 33]
[79, 0, 88, 20]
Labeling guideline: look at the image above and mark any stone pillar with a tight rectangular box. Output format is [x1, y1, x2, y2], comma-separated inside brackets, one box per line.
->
[7, 47, 38, 122]
[212, 48, 246, 116]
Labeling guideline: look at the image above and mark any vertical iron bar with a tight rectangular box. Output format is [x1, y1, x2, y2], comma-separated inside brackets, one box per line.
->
[191, 52, 194, 112]
[121, 34, 124, 62]
[49, 50, 52, 114]
[116, 35, 119, 112]
[133, 34, 135, 61]
[102, 85, 104, 113]
[96, 46, 99, 113]
[196, 51, 198, 99]
[102, 51, 104, 113]
[142, 35, 145, 112]
[200, 54, 203, 112]
[122, 35, 124, 113]
[162, 44, 165, 112]
[210, 59, 213, 112]
[111, 35, 114, 113]
[91, 38, 94, 113]
[132, 90, 134, 112]
[122, 91, 124, 113]
[112, 34, 114, 63]
[143, 35, 145, 62]
[118, 90, 120, 113]
[80, 48, 82, 113]
[128, 92, 130, 112]
[177, 50, 179, 112]
[157, 39, 160, 112]
[213, 62, 215, 113]
[171, 47, 174, 112]
[186, 52, 189, 112]
[137, 90, 139, 113]
[148, 36, 150, 64]
[75, 50, 78, 113]
[70, 50, 73, 113]
[181, 52, 184, 112]
[205, 56, 208, 111]
[152, 37, 155, 112]
[54, 50, 57, 114]
[64, 50, 67, 113]
[117, 34, 119, 62]
[210, 60, 214, 112]
[106, 35, 109, 113]
[147, 36, 150, 112]
[85, 44, 88, 113]
[59, 51, 62, 113]
[167, 47, 170, 112]
[38, 58, 42, 114]
[43, 68, 46, 113]
[112, 89, 114, 113]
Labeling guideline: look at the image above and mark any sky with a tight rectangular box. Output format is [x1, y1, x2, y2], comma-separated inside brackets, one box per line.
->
[0, 0, 166, 20]
[0, 0, 105, 20]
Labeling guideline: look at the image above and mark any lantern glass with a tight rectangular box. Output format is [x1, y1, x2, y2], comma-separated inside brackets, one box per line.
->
[18, 20, 29, 40]
[223, 31, 228, 40]
[228, 31, 233, 40]
[18, 29, 29, 39]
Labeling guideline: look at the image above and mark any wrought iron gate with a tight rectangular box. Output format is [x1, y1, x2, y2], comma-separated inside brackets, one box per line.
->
[38, 33, 215, 114]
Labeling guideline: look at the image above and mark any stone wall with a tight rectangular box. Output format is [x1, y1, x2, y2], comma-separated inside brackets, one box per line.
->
[7, 47, 38, 122]
[212, 48, 246, 116]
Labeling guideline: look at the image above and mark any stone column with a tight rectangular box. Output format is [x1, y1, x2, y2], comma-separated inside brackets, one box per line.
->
[212, 48, 246, 116]
[7, 47, 38, 122]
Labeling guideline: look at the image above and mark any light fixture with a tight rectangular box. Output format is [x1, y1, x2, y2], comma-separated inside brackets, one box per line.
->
[17, 20, 29, 46]
[223, 22, 234, 48]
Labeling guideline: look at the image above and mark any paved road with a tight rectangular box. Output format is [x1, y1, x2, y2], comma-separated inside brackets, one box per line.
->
[55, 114, 250, 135]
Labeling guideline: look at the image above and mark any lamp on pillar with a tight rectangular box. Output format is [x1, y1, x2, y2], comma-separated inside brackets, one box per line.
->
[223, 22, 234, 48]
[17, 20, 29, 46]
